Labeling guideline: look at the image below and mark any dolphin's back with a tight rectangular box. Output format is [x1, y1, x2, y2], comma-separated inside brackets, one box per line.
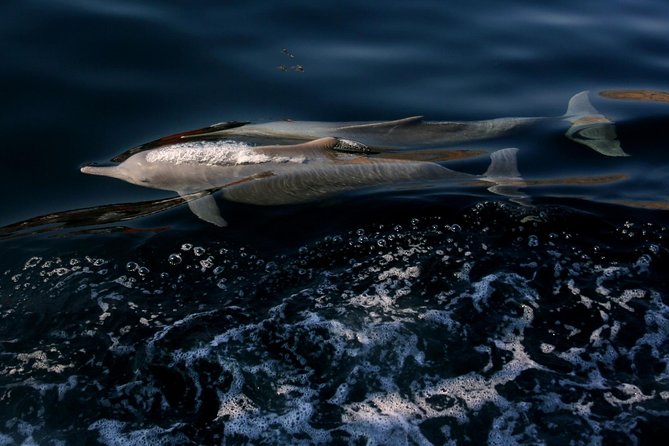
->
[216, 115, 542, 148]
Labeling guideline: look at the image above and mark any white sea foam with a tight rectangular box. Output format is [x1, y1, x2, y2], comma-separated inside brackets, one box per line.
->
[89, 419, 188, 445]
[4, 219, 669, 445]
[145, 140, 306, 165]
[32, 375, 78, 401]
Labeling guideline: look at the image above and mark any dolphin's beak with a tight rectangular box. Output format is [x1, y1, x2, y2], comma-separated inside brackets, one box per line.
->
[80, 163, 124, 179]
[81, 164, 107, 176]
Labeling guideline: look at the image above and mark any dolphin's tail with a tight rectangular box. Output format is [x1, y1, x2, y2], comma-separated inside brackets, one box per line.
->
[563, 91, 628, 157]
[482, 148, 530, 205]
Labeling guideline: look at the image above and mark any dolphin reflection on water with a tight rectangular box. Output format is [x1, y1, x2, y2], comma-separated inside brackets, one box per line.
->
[78, 91, 624, 227]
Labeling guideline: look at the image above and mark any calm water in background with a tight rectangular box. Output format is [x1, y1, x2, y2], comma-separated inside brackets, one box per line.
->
[2, 0, 669, 444]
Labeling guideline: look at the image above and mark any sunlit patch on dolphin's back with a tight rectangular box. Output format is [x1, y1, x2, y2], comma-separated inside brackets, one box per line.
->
[145, 140, 307, 166]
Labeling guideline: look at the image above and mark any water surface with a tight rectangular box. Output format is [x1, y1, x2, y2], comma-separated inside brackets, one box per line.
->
[1, 0, 669, 444]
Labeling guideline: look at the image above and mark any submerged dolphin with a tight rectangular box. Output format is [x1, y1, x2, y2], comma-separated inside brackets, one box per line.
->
[112, 91, 625, 162]
[82, 137, 523, 226]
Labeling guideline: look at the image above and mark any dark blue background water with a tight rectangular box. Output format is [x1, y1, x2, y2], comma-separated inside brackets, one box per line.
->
[1, 1, 669, 444]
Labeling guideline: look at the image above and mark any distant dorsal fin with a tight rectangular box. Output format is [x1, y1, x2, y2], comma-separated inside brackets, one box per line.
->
[483, 148, 520, 179]
[481, 148, 529, 205]
[565, 91, 599, 118]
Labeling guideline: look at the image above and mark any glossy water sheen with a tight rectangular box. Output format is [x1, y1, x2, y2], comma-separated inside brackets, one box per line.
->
[1, 1, 669, 444]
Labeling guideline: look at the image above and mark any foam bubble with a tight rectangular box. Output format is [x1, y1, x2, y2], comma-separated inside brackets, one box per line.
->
[611, 289, 646, 312]
[89, 419, 188, 445]
[380, 265, 419, 280]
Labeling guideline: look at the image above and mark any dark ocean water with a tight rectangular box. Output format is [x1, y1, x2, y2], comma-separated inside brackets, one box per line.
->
[2, 0, 669, 444]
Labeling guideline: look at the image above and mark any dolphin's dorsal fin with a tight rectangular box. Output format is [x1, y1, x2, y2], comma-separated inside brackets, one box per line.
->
[334, 116, 424, 132]
[179, 192, 227, 227]
[481, 148, 530, 205]
[565, 91, 599, 118]
[483, 148, 520, 179]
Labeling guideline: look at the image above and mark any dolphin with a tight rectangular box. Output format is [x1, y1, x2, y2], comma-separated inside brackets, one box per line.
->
[82, 137, 523, 226]
[111, 91, 625, 162]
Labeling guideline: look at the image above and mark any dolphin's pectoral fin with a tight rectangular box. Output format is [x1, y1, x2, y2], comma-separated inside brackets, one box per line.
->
[482, 148, 531, 205]
[179, 192, 227, 227]
[563, 91, 628, 157]
[179, 173, 274, 225]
